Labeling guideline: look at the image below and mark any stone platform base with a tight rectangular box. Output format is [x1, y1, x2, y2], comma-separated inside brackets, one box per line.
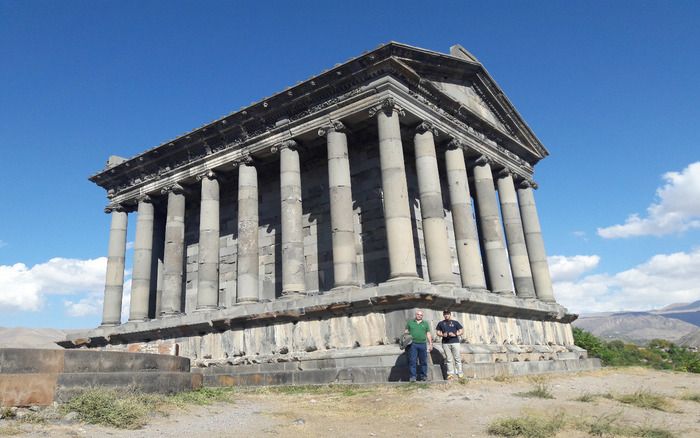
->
[0, 349, 201, 407]
[195, 345, 600, 386]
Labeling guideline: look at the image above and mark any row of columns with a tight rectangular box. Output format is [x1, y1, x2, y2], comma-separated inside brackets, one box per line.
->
[100, 101, 554, 326]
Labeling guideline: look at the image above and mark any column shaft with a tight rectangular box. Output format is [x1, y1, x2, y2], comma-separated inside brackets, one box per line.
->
[279, 142, 305, 295]
[414, 124, 453, 284]
[161, 187, 186, 315]
[129, 198, 155, 321]
[445, 144, 487, 289]
[237, 163, 259, 302]
[472, 158, 512, 294]
[197, 173, 220, 309]
[324, 124, 359, 287]
[376, 104, 418, 279]
[517, 183, 556, 302]
[101, 209, 128, 326]
[497, 173, 536, 299]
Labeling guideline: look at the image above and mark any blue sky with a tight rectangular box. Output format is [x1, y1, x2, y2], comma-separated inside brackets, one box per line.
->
[1, 1, 699, 328]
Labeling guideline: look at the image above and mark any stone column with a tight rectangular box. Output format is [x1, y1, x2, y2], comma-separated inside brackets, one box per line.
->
[414, 122, 453, 284]
[275, 139, 305, 296]
[319, 121, 359, 288]
[101, 206, 128, 326]
[496, 170, 536, 299]
[236, 159, 259, 302]
[196, 171, 220, 310]
[160, 184, 186, 316]
[517, 180, 556, 302]
[472, 156, 512, 295]
[370, 98, 418, 280]
[445, 140, 487, 289]
[129, 196, 155, 321]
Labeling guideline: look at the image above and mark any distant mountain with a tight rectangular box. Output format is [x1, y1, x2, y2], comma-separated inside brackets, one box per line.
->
[0, 327, 73, 349]
[678, 329, 700, 348]
[649, 300, 700, 326]
[573, 313, 698, 345]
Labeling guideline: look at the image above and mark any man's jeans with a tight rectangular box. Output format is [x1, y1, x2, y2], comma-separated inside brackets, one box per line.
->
[408, 342, 428, 380]
[442, 342, 463, 376]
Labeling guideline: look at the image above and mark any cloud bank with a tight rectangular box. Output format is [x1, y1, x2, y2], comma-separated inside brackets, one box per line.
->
[598, 161, 700, 238]
[549, 248, 700, 313]
[0, 257, 106, 313]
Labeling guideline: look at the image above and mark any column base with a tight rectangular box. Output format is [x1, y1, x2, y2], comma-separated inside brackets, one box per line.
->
[432, 280, 457, 286]
[127, 317, 150, 323]
[331, 284, 361, 291]
[281, 291, 306, 299]
[236, 298, 259, 304]
[387, 275, 421, 282]
[493, 289, 514, 296]
[159, 311, 183, 318]
[99, 322, 120, 328]
[195, 305, 219, 311]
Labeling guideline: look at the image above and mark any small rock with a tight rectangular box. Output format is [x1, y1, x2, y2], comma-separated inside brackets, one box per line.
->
[62, 412, 79, 424]
[293, 418, 305, 425]
[462, 396, 471, 400]
[417, 423, 423, 428]
[374, 398, 382, 402]
[369, 433, 376, 437]
[28, 406, 41, 412]
[310, 399, 317, 403]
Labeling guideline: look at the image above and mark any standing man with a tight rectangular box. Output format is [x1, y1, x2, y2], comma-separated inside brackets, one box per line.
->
[436, 310, 464, 379]
[405, 310, 433, 382]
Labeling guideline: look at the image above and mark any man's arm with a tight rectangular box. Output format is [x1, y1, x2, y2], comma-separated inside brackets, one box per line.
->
[456, 321, 464, 337]
[435, 322, 445, 338]
[427, 330, 433, 351]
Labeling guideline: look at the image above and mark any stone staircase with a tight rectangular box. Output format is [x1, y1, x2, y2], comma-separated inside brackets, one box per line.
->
[0, 348, 201, 406]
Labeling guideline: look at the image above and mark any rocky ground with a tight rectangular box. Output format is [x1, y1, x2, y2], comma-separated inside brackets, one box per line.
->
[2, 367, 699, 437]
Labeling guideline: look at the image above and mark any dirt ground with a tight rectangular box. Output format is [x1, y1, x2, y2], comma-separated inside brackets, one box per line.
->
[5, 367, 700, 437]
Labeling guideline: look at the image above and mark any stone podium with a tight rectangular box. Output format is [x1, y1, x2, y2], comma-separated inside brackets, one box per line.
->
[61, 42, 597, 383]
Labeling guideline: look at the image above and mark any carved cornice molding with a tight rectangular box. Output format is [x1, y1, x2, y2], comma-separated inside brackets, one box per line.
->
[368, 97, 405, 118]
[317, 120, 346, 137]
[415, 121, 438, 137]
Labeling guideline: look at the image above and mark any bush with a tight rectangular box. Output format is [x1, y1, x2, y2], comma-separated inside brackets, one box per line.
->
[62, 388, 164, 429]
[573, 328, 700, 373]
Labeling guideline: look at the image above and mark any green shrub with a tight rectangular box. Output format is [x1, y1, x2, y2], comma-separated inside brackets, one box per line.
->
[62, 388, 164, 429]
[573, 328, 700, 373]
[487, 413, 565, 437]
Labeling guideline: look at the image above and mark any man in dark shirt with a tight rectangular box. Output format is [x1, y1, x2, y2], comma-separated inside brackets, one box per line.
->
[436, 310, 464, 379]
[404, 310, 433, 382]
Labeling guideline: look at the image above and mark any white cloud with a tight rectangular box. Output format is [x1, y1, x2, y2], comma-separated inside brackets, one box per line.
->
[550, 249, 700, 313]
[549, 255, 600, 282]
[598, 161, 700, 238]
[0, 257, 106, 312]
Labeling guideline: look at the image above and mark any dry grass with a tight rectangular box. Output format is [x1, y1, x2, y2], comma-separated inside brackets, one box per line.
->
[514, 376, 555, 399]
[615, 390, 674, 412]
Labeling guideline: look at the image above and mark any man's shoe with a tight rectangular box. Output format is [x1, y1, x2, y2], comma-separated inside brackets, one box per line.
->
[458, 373, 465, 379]
[447, 375, 455, 380]
[409, 377, 416, 383]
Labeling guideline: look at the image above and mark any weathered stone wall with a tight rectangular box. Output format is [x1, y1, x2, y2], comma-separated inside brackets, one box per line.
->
[102, 309, 574, 362]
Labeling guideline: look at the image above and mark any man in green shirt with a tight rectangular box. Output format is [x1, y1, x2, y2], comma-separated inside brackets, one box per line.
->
[404, 310, 433, 382]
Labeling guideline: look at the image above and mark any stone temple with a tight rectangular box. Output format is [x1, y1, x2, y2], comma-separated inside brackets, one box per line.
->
[61, 42, 598, 383]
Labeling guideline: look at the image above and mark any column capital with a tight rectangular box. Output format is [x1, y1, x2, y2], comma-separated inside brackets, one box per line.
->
[136, 194, 153, 204]
[232, 152, 256, 167]
[161, 183, 186, 195]
[446, 138, 464, 150]
[196, 170, 219, 182]
[369, 97, 405, 118]
[415, 121, 438, 137]
[495, 168, 513, 180]
[270, 138, 299, 154]
[317, 120, 346, 137]
[518, 179, 538, 190]
[104, 204, 127, 214]
[471, 154, 492, 168]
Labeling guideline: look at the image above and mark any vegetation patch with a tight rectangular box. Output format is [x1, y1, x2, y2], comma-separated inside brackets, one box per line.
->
[615, 389, 673, 411]
[680, 393, 700, 402]
[487, 413, 565, 437]
[61, 388, 166, 429]
[573, 328, 700, 372]
[514, 377, 554, 399]
[168, 387, 236, 406]
[572, 392, 597, 402]
[579, 412, 676, 438]
[0, 425, 21, 436]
